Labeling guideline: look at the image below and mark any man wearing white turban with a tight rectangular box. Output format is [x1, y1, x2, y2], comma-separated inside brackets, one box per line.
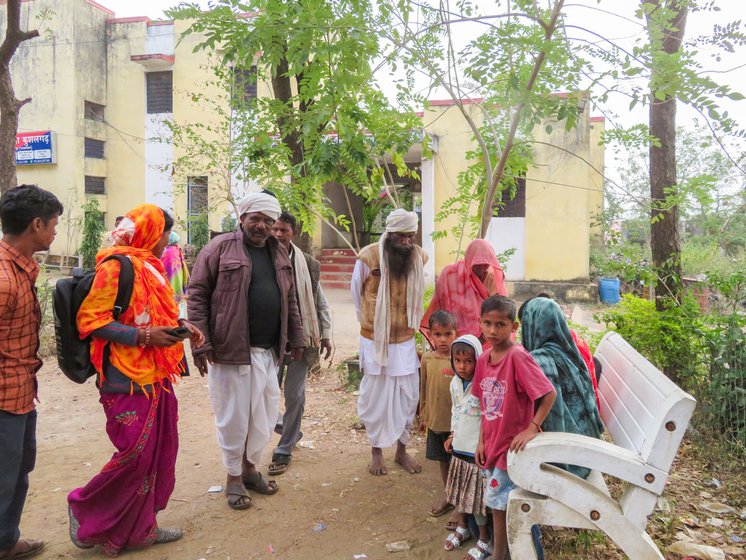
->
[188, 192, 305, 509]
[351, 208, 428, 475]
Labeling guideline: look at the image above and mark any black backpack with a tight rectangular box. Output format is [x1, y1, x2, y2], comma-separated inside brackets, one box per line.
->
[53, 255, 135, 383]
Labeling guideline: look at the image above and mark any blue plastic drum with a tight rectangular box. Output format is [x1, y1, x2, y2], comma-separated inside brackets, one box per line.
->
[599, 277, 621, 304]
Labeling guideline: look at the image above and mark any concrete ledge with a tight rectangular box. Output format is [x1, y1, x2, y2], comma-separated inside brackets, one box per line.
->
[507, 280, 598, 304]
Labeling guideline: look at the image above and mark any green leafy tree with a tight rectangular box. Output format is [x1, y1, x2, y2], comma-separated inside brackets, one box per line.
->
[79, 198, 105, 271]
[169, 0, 425, 250]
[378, 0, 586, 240]
[188, 213, 210, 254]
[605, 125, 744, 277]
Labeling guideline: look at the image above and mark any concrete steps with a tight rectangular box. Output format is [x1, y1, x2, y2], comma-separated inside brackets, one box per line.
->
[319, 248, 356, 290]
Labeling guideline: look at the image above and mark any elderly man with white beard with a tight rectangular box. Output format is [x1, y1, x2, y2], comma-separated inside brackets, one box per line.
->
[351, 209, 428, 476]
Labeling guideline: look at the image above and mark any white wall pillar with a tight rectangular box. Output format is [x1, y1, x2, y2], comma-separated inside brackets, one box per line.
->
[144, 114, 174, 211]
[421, 156, 436, 287]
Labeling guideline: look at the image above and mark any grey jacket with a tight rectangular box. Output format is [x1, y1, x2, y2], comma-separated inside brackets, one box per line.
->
[188, 231, 304, 365]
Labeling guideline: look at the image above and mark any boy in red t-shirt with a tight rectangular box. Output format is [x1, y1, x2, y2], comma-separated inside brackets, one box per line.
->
[474, 295, 556, 560]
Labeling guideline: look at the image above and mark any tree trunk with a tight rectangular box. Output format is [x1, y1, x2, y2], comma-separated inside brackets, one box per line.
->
[645, 1, 687, 314]
[0, 0, 39, 193]
[271, 54, 314, 253]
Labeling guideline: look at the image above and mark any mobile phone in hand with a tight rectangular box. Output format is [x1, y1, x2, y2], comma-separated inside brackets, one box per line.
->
[168, 326, 191, 339]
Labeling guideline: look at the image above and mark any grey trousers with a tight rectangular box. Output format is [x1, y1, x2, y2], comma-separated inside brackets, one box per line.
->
[0, 410, 36, 551]
[274, 347, 317, 457]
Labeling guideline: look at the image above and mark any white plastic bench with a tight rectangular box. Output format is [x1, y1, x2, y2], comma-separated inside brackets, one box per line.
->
[506, 332, 696, 559]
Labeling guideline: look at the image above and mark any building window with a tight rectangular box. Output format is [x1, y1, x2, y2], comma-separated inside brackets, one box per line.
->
[84, 101, 105, 122]
[187, 176, 208, 244]
[493, 177, 526, 218]
[84, 138, 105, 159]
[187, 176, 208, 215]
[146, 71, 173, 114]
[84, 175, 106, 195]
[232, 65, 257, 106]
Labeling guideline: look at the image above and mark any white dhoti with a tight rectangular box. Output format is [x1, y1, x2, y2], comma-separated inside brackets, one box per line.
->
[207, 348, 280, 476]
[357, 337, 419, 448]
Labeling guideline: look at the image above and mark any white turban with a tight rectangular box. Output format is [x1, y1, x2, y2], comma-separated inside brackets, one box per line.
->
[373, 208, 425, 365]
[385, 208, 419, 233]
[238, 192, 281, 221]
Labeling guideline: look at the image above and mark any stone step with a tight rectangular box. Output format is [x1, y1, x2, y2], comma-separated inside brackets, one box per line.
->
[320, 271, 353, 283]
[318, 254, 357, 265]
[319, 263, 356, 273]
[320, 248, 356, 257]
[321, 279, 352, 290]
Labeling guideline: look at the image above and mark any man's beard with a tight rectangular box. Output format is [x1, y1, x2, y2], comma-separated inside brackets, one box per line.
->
[384, 235, 415, 278]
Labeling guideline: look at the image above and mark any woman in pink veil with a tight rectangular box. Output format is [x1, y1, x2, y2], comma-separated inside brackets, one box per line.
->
[420, 239, 507, 347]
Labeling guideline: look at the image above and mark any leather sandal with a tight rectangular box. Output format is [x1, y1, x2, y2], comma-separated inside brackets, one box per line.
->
[268, 454, 291, 476]
[225, 482, 252, 510]
[242, 472, 278, 495]
[0, 539, 45, 559]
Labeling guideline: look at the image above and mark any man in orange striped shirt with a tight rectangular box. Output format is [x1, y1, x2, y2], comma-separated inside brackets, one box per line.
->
[0, 185, 62, 560]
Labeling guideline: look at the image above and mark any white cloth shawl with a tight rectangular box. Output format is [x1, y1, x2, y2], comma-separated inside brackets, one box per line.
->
[291, 243, 320, 347]
[374, 209, 425, 366]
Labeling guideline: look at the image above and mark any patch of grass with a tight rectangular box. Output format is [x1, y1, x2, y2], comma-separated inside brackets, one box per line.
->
[337, 356, 362, 391]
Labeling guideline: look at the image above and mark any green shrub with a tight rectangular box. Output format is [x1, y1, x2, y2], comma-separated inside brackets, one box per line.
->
[702, 312, 746, 450]
[699, 271, 746, 451]
[79, 198, 106, 270]
[221, 213, 237, 232]
[595, 294, 707, 390]
[188, 213, 210, 254]
[414, 286, 434, 353]
[338, 358, 362, 391]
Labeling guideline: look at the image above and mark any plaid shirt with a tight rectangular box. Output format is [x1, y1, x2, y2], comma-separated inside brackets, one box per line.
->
[0, 239, 42, 414]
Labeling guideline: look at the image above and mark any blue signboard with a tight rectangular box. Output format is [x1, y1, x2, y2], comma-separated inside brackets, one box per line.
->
[15, 131, 56, 165]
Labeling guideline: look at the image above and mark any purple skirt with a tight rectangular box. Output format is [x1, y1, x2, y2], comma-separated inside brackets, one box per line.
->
[68, 380, 178, 557]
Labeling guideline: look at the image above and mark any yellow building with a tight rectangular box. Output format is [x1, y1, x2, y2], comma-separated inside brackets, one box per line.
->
[6, 0, 604, 294]
[4, 0, 252, 254]
[422, 99, 605, 286]
[321, 99, 604, 295]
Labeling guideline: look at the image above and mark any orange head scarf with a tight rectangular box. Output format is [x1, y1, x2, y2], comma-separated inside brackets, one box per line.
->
[420, 239, 507, 345]
[77, 204, 184, 389]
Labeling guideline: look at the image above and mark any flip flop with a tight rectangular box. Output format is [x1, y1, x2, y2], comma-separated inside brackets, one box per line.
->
[225, 482, 252, 510]
[268, 454, 291, 476]
[242, 472, 279, 495]
[68, 506, 93, 549]
[0, 540, 45, 559]
[444, 519, 459, 531]
[429, 502, 454, 517]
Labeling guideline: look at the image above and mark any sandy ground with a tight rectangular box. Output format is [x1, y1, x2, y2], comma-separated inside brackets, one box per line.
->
[18, 289, 745, 560]
[20, 289, 457, 560]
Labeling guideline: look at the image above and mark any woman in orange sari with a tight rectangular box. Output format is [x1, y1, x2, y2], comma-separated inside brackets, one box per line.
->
[421, 239, 507, 347]
[68, 204, 204, 557]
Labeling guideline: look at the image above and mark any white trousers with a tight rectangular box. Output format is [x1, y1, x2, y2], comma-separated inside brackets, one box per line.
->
[357, 372, 419, 448]
[207, 348, 280, 476]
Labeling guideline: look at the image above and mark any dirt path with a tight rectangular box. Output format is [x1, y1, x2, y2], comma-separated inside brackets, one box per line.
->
[18, 289, 745, 559]
[22, 289, 454, 560]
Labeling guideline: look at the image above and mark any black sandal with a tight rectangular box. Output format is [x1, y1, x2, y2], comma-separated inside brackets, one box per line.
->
[242, 472, 279, 494]
[268, 454, 291, 476]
